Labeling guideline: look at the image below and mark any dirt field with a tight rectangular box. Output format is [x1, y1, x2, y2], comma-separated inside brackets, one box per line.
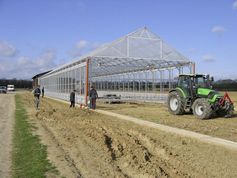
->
[0, 94, 15, 178]
[20, 92, 237, 178]
[97, 92, 237, 142]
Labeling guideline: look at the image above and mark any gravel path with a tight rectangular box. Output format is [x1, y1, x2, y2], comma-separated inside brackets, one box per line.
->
[0, 94, 15, 178]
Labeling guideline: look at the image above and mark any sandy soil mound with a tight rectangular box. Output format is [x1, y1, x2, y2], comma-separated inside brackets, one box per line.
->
[22, 92, 237, 178]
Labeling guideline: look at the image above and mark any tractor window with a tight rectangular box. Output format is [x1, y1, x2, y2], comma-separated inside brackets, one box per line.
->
[194, 77, 205, 88]
[178, 76, 189, 88]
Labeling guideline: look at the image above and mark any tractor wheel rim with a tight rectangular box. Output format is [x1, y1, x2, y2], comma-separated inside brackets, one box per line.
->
[195, 104, 204, 116]
[170, 97, 178, 111]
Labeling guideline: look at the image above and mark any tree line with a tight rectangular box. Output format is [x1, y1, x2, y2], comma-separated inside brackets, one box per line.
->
[0, 79, 32, 89]
[213, 79, 237, 91]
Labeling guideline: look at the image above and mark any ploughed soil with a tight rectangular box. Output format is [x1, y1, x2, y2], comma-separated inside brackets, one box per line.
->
[97, 92, 237, 142]
[21, 92, 237, 178]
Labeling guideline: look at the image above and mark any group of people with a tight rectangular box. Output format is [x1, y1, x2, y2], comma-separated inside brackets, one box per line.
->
[33, 85, 98, 110]
[69, 86, 98, 109]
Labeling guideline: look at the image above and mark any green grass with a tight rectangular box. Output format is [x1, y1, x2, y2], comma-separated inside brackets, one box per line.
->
[12, 95, 58, 178]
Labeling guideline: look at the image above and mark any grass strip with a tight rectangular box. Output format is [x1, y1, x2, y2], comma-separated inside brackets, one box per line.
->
[12, 94, 57, 178]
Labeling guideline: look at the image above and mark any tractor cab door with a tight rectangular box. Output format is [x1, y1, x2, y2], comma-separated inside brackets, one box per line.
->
[177, 76, 193, 98]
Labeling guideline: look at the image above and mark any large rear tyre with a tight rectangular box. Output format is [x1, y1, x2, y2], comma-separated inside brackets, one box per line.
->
[192, 98, 213, 119]
[167, 91, 185, 115]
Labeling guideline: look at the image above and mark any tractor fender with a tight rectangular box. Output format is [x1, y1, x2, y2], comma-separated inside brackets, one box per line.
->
[169, 88, 186, 98]
[169, 89, 177, 93]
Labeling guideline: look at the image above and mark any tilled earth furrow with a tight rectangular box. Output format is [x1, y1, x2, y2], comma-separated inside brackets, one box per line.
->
[20, 92, 237, 178]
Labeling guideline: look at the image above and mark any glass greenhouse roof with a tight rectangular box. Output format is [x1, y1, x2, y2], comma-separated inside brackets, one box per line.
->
[47, 27, 192, 77]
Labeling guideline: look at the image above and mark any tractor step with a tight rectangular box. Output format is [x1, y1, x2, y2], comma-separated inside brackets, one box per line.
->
[185, 98, 192, 108]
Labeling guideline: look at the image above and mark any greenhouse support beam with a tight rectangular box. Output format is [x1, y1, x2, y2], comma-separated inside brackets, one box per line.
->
[192, 62, 196, 74]
[85, 58, 90, 106]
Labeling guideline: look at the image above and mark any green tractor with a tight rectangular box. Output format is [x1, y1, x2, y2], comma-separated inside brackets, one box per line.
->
[168, 74, 234, 119]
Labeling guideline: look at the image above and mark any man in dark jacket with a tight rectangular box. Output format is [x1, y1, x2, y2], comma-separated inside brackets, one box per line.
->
[89, 86, 98, 109]
[70, 90, 76, 107]
[34, 85, 41, 110]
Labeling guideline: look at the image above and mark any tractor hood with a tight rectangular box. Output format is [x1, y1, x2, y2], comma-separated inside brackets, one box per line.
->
[197, 88, 219, 96]
[197, 88, 223, 103]
[197, 88, 223, 98]
[197, 88, 213, 96]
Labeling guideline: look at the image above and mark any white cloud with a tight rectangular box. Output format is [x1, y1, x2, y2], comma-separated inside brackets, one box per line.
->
[233, 0, 237, 10]
[17, 56, 31, 65]
[68, 40, 88, 58]
[76, 40, 89, 49]
[0, 49, 57, 79]
[202, 55, 215, 62]
[0, 41, 17, 57]
[35, 49, 56, 68]
[68, 40, 101, 58]
[0, 59, 9, 72]
[211, 26, 226, 33]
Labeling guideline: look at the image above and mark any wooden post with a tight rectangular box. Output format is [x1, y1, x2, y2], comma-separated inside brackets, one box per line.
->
[85, 58, 90, 106]
[192, 62, 196, 75]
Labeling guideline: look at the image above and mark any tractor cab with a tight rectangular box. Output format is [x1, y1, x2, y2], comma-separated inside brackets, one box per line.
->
[177, 74, 213, 98]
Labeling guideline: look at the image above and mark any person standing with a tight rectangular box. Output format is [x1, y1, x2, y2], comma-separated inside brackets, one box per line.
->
[42, 87, 44, 98]
[33, 85, 41, 110]
[70, 90, 76, 108]
[89, 86, 98, 109]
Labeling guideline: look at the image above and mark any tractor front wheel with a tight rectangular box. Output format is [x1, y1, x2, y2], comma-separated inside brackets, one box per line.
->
[192, 98, 213, 119]
[167, 91, 185, 115]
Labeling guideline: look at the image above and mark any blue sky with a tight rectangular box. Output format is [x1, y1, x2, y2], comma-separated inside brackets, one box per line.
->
[0, 0, 237, 79]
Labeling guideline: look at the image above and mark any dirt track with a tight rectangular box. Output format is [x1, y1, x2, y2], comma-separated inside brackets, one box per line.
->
[0, 94, 15, 178]
[21, 92, 237, 178]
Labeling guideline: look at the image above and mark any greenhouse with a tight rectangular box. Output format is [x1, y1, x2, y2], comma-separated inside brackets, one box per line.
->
[39, 27, 194, 105]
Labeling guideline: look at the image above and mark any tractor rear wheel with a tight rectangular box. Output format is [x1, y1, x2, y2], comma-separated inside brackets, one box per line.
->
[167, 91, 185, 115]
[192, 98, 213, 119]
